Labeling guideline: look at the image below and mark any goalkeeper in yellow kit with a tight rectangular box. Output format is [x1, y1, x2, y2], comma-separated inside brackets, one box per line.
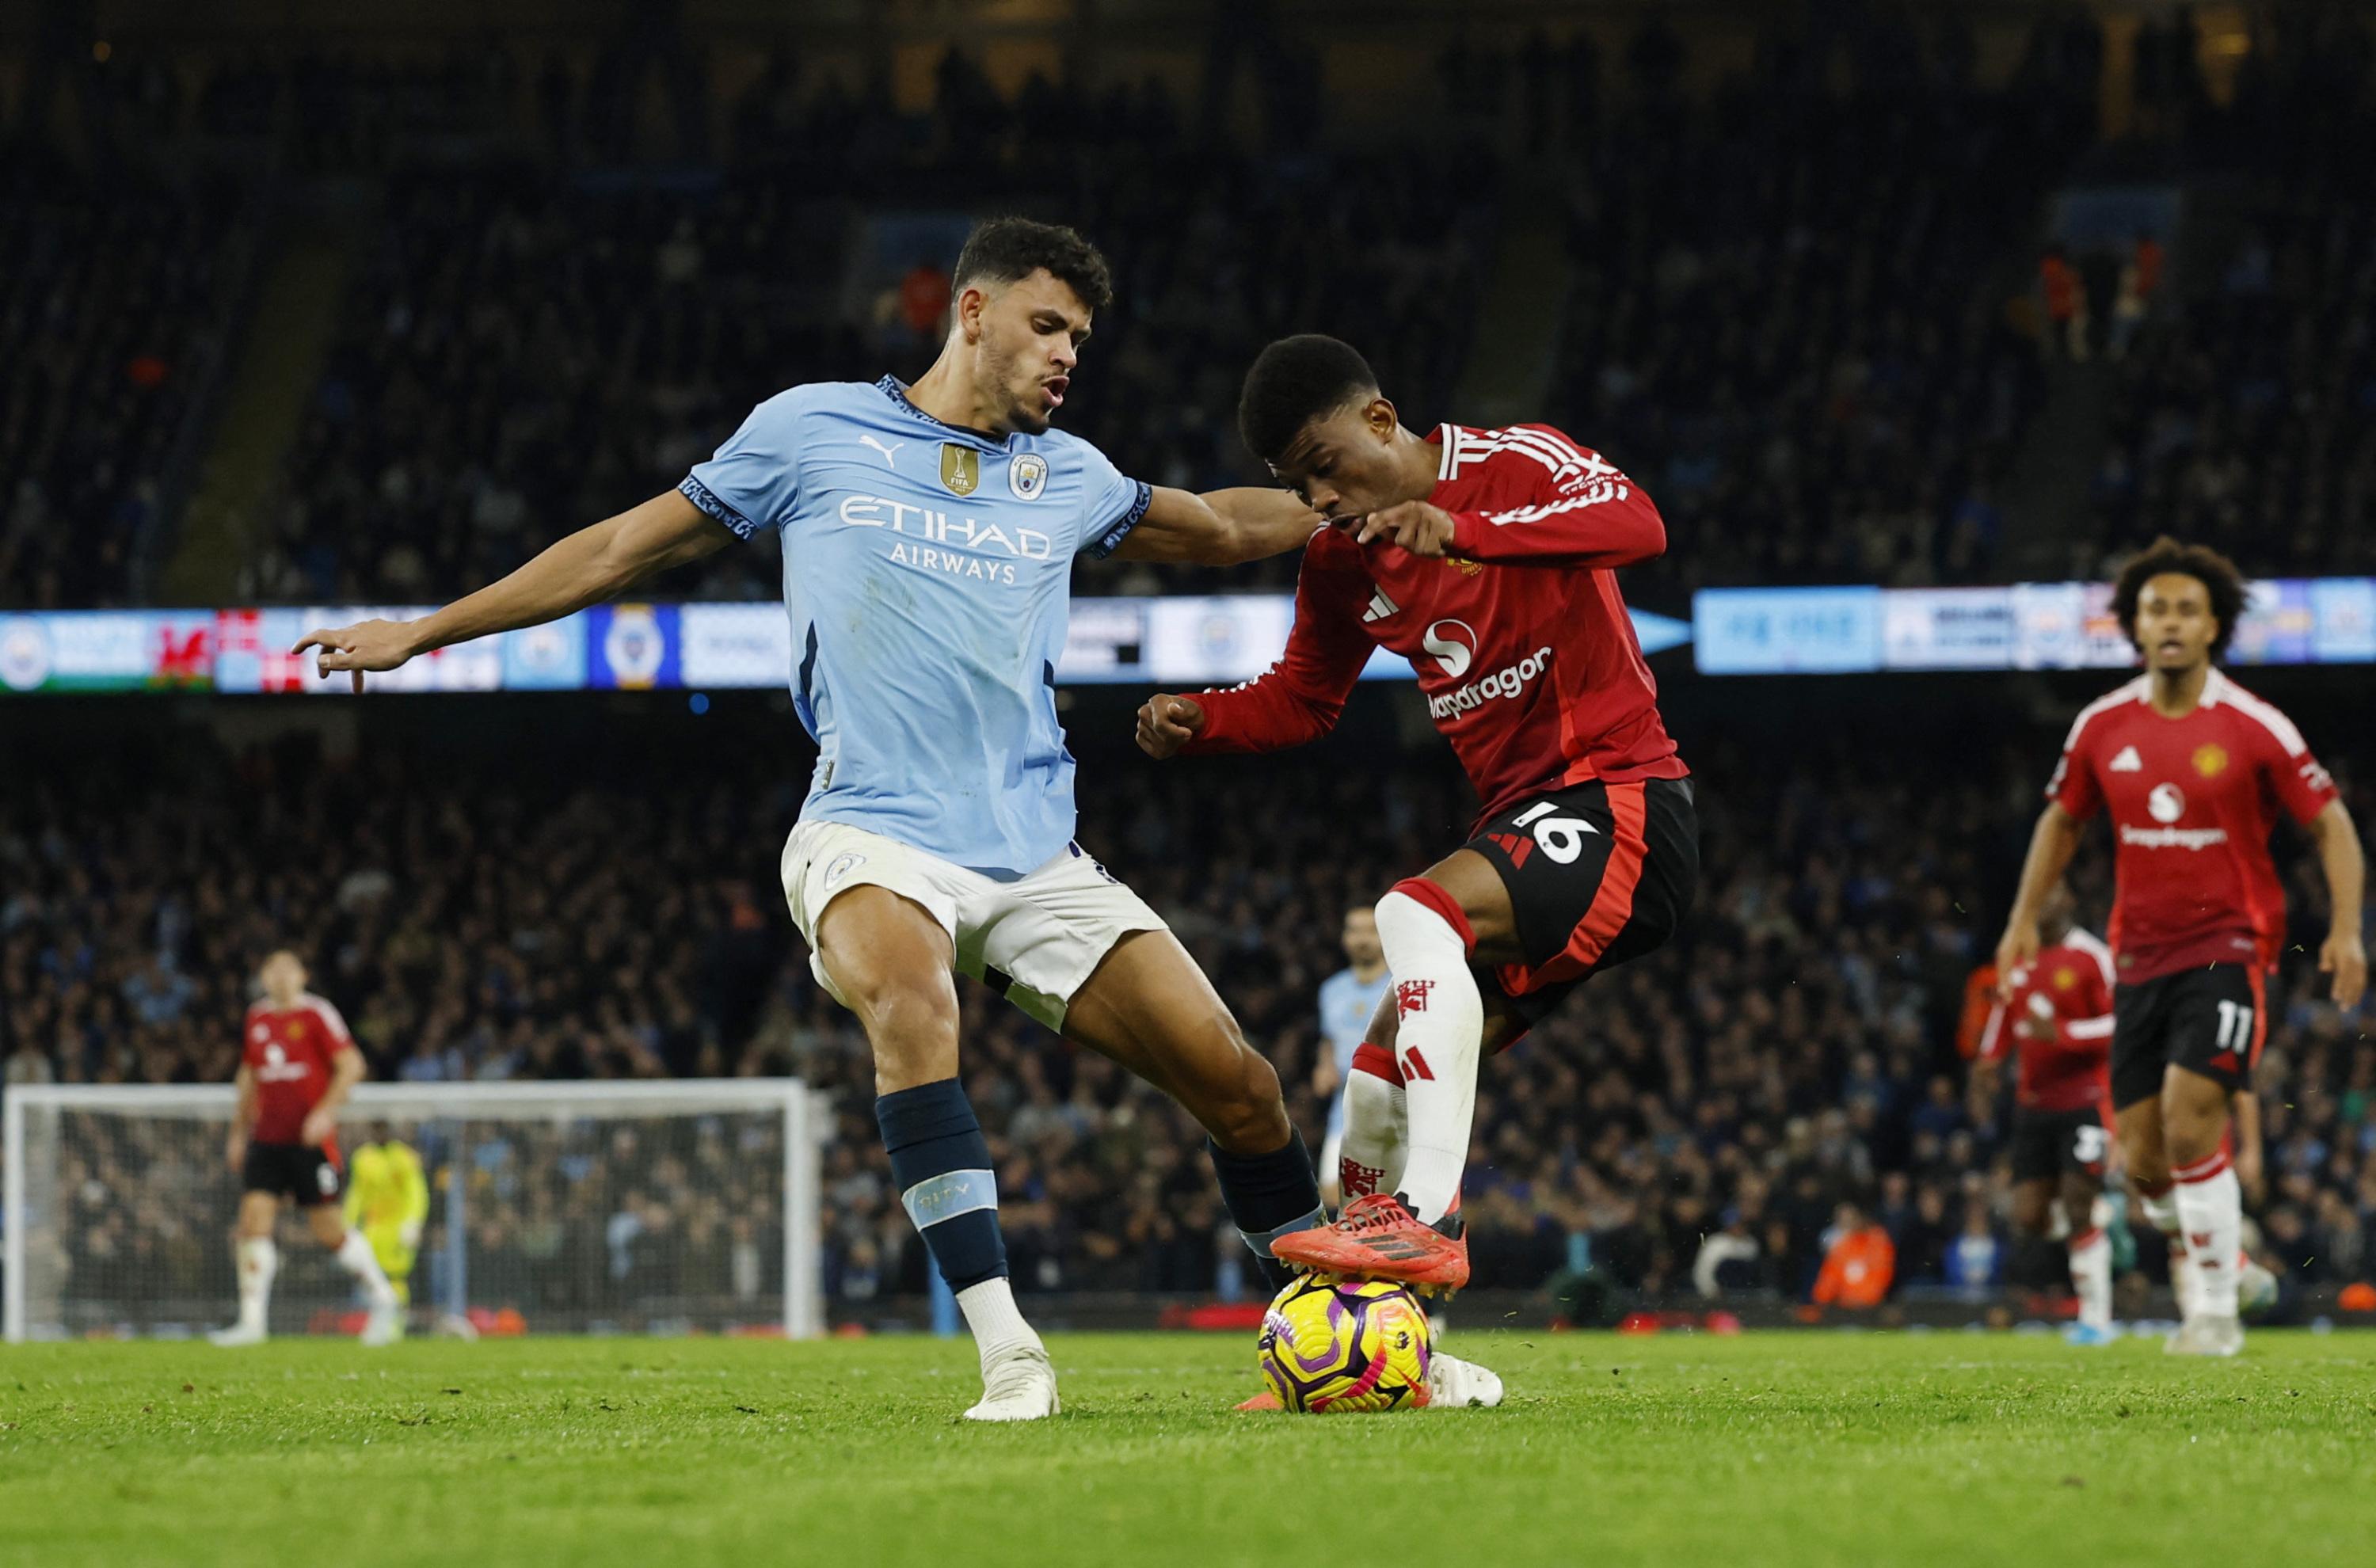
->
[343, 1124, 430, 1326]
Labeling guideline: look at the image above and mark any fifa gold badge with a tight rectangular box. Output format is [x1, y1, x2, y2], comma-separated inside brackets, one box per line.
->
[939, 444, 980, 497]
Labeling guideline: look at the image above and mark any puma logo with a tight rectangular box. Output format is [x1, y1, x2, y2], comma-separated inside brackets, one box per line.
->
[859, 435, 904, 468]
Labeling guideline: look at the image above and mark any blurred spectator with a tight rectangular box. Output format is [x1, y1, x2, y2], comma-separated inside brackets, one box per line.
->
[1812, 1199, 1895, 1307]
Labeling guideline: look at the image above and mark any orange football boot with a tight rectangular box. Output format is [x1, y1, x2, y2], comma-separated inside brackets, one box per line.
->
[1270, 1193, 1469, 1293]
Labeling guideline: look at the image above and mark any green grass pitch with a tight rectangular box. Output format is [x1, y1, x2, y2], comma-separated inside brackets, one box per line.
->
[4, 1330, 2370, 1567]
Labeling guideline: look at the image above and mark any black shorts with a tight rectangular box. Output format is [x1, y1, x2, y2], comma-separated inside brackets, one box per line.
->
[242, 1141, 345, 1207]
[2110, 963, 2267, 1109]
[1468, 775, 1699, 1030]
[2008, 1105, 2112, 1183]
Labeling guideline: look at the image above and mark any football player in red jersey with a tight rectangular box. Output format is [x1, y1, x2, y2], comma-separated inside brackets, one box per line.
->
[210, 950, 402, 1346]
[1996, 539, 2366, 1356]
[1138, 335, 1696, 1295]
[1970, 883, 2120, 1343]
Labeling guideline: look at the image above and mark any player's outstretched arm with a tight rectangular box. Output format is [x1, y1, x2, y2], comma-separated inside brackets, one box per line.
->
[294, 489, 729, 690]
[1105, 486, 1323, 565]
[2307, 799, 2367, 1008]
[1353, 433, 1665, 567]
[1137, 541, 1374, 759]
[1994, 803, 2083, 997]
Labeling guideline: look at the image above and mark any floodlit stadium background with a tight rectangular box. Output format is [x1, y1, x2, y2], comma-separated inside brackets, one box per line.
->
[4, 0, 2374, 1335]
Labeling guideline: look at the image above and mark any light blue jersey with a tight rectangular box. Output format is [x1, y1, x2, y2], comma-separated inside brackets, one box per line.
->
[681, 377, 1150, 875]
[1318, 965, 1393, 1138]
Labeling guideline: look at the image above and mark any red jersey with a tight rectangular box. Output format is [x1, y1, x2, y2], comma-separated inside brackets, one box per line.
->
[1979, 927, 2116, 1111]
[242, 992, 354, 1147]
[2048, 669, 2338, 983]
[1186, 423, 1687, 822]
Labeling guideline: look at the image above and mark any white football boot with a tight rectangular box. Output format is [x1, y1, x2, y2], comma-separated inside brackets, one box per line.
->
[360, 1303, 403, 1347]
[1425, 1349, 1504, 1408]
[208, 1322, 268, 1347]
[2165, 1312, 2245, 1357]
[965, 1343, 1060, 1421]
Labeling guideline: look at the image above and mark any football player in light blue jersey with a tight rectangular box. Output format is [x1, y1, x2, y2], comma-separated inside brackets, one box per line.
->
[298, 219, 1521, 1418]
[1314, 905, 1393, 1205]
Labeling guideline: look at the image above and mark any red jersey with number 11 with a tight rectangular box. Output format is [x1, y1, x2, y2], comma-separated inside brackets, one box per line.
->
[1184, 423, 1688, 824]
[2048, 669, 2336, 983]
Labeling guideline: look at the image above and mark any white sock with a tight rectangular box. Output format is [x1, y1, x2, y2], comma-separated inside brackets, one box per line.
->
[236, 1236, 278, 1331]
[954, 1277, 1041, 1364]
[1373, 888, 1483, 1226]
[2068, 1227, 2112, 1330]
[2175, 1153, 2242, 1319]
[2139, 1182, 2193, 1317]
[335, 1228, 399, 1309]
[1338, 1057, 1408, 1202]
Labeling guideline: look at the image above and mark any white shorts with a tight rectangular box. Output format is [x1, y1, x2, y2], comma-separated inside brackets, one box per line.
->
[781, 819, 1167, 1032]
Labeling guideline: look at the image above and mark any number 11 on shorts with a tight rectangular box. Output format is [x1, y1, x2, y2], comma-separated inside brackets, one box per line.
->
[2214, 999, 2254, 1050]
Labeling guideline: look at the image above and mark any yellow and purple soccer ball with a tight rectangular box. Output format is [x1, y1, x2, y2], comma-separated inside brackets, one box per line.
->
[1257, 1275, 1432, 1413]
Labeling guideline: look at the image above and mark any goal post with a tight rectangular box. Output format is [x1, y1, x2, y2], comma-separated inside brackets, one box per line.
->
[2, 1079, 823, 1343]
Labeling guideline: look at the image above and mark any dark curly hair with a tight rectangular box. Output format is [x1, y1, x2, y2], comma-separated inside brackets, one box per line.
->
[951, 217, 1113, 312]
[2110, 535, 2247, 658]
[1237, 334, 1380, 463]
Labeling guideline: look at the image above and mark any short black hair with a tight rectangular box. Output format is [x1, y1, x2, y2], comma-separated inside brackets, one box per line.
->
[1237, 334, 1379, 462]
[2111, 535, 2248, 657]
[951, 217, 1113, 313]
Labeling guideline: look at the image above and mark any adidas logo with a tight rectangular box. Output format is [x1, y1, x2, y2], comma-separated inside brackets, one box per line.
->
[1364, 589, 1399, 623]
[2109, 745, 2142, 772]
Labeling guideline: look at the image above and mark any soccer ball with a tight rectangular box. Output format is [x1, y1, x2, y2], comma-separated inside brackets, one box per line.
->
[1256, 1275, 1432, 1413]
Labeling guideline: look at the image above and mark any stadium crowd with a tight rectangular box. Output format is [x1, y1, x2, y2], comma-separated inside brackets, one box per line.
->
[4, 711, 2370, 1319]
[1546, 50, 2089, 596]
[11, 8, 2376, 610]
[2083, 48, 2376, 580]
[0, 152, 254, 610]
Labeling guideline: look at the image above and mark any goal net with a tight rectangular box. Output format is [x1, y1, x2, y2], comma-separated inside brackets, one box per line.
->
[3, 1079, 821, 1342]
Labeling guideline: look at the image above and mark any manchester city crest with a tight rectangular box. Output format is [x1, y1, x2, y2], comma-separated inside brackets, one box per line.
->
[1009, 452, 1049, 501]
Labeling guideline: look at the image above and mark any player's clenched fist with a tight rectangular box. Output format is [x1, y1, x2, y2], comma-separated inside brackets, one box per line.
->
[1351, 500, 1458, 558]
[291, 618, 423, 693]
[1136, 695, 1205, 759]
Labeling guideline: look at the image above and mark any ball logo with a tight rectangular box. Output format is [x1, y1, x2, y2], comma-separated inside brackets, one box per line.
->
[1421, 619, 1476, 679]
[2148, 782, 2186, 824]
[2192, 743, 2229, 778]
[1007, 453, 1048, 501]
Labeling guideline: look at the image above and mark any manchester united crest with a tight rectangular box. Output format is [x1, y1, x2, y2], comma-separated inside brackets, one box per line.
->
[2192, 743, 2229, 778]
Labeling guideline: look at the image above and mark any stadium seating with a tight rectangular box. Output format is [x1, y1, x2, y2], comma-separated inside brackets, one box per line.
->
[11, 11, 2370, 603]
[6, 715, 2367, 1310]
[0, 152, 255, 610]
